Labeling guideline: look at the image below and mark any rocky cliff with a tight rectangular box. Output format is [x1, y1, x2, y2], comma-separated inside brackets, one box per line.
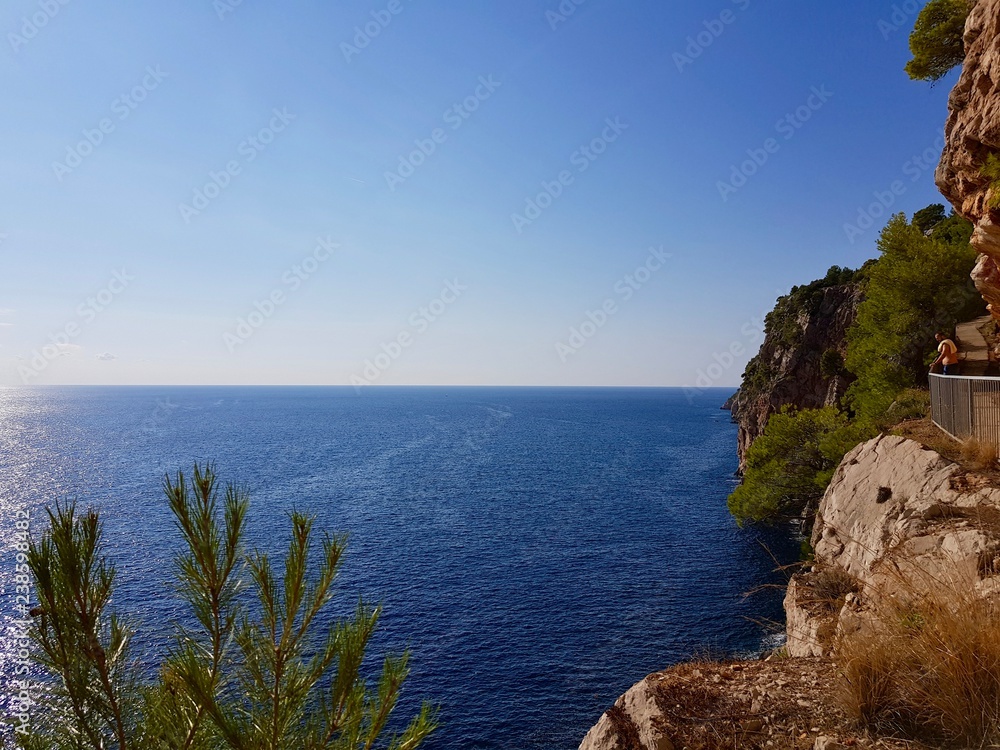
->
[937, 0, 1000, 319]
[578, 436, 1000, 750]
[731, 272, 864, 471]
[784, 434, 1000, 659]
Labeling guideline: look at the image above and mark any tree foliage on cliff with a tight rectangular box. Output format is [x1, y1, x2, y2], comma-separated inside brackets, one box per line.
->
[728, 407, 873, 526]
[845, 210, 981, 424]
[912, 203, 947, 234]
[905, 0, 971, 82]
[18, 465, 437, 750]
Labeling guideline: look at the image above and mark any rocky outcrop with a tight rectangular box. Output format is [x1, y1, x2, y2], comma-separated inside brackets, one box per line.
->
[937, 0, 1000, 320]
[785, 434, 1000, 658]
[721, 391, 738, 411]
[578, 677, 675, 750]
[732, 277, 863, 471]
[578, 435, 1000, 749]
[576, 655, 908, 749]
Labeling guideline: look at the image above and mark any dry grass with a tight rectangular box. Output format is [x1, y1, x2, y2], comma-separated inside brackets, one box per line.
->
[893, 417, 1000, 485]
[962, 437, 1000, 471]
[892, 417, 963, 460]
[806, 565, 858, 612]
[836, 578, 1000, 746]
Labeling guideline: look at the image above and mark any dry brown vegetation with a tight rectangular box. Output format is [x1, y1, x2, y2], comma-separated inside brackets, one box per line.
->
[893, 416, 1000, 484]
[836, 575, 1000, 747]
[961, 436, 1000, 471]
[626, 658, 923, 750]
[805, 565, 859, 613]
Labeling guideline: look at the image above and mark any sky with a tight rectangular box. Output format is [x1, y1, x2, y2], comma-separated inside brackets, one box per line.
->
[0, 0, 961, 387]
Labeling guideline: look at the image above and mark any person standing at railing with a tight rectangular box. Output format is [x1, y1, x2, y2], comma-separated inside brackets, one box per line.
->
[932, 332, 960, 375]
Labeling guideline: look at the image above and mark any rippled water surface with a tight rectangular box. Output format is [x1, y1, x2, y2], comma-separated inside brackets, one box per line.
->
[0, 386, 797, 749]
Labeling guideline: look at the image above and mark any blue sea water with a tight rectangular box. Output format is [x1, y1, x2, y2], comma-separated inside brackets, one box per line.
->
[0, 386, 798, 749]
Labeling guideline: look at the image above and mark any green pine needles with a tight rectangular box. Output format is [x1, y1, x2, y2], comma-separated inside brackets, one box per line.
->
[19, 465, 438, 750]
[905, 0, 971, 82]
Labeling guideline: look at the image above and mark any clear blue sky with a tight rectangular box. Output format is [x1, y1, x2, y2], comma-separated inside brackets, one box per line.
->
[0, 0, 959, 387]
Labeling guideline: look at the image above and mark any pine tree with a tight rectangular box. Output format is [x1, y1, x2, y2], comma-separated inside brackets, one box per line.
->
[905, 0, 971, 82]
[20, 465, 438, 750]
[845, 211, 980, 423]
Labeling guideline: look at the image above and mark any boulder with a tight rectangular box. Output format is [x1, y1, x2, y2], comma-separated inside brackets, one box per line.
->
[788, 434, 1000, 655]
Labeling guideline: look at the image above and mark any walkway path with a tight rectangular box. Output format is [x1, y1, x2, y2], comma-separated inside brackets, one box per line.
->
[956, 314, 992, 375]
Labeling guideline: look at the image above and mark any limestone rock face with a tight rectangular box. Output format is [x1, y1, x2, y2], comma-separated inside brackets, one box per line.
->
[783, 575, 838, 659]
[731, 281, 863, 471]
[937, 0, 1000, 318]
[785, 434, 1000, 657]
[577, 677, 673, 750]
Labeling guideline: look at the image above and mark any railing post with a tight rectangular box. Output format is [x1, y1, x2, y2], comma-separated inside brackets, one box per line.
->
[965, 381, 976, 437]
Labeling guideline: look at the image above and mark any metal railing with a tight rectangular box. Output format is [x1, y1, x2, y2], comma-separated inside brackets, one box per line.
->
[929, 373, 1000, 444]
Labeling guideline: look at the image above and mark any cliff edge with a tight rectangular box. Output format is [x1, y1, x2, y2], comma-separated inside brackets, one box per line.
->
[579, 436, 1000, 750]
[785, 434, 1000, 660]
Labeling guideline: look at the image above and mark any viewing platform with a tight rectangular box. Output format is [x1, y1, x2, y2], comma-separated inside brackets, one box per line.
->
[930, 372, 1000, 444]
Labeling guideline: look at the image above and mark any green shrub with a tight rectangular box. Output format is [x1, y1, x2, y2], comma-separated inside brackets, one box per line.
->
[911, 203, 946, 233]
[728, 407, 875, 525]
[820, 349, 845, 378]
[883, 388, 931, 426]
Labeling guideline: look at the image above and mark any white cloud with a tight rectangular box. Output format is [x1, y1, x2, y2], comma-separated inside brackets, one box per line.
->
[96, 352, 117, 361]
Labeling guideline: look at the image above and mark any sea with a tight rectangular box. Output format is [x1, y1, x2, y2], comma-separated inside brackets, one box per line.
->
[0, 386, 799, 750]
